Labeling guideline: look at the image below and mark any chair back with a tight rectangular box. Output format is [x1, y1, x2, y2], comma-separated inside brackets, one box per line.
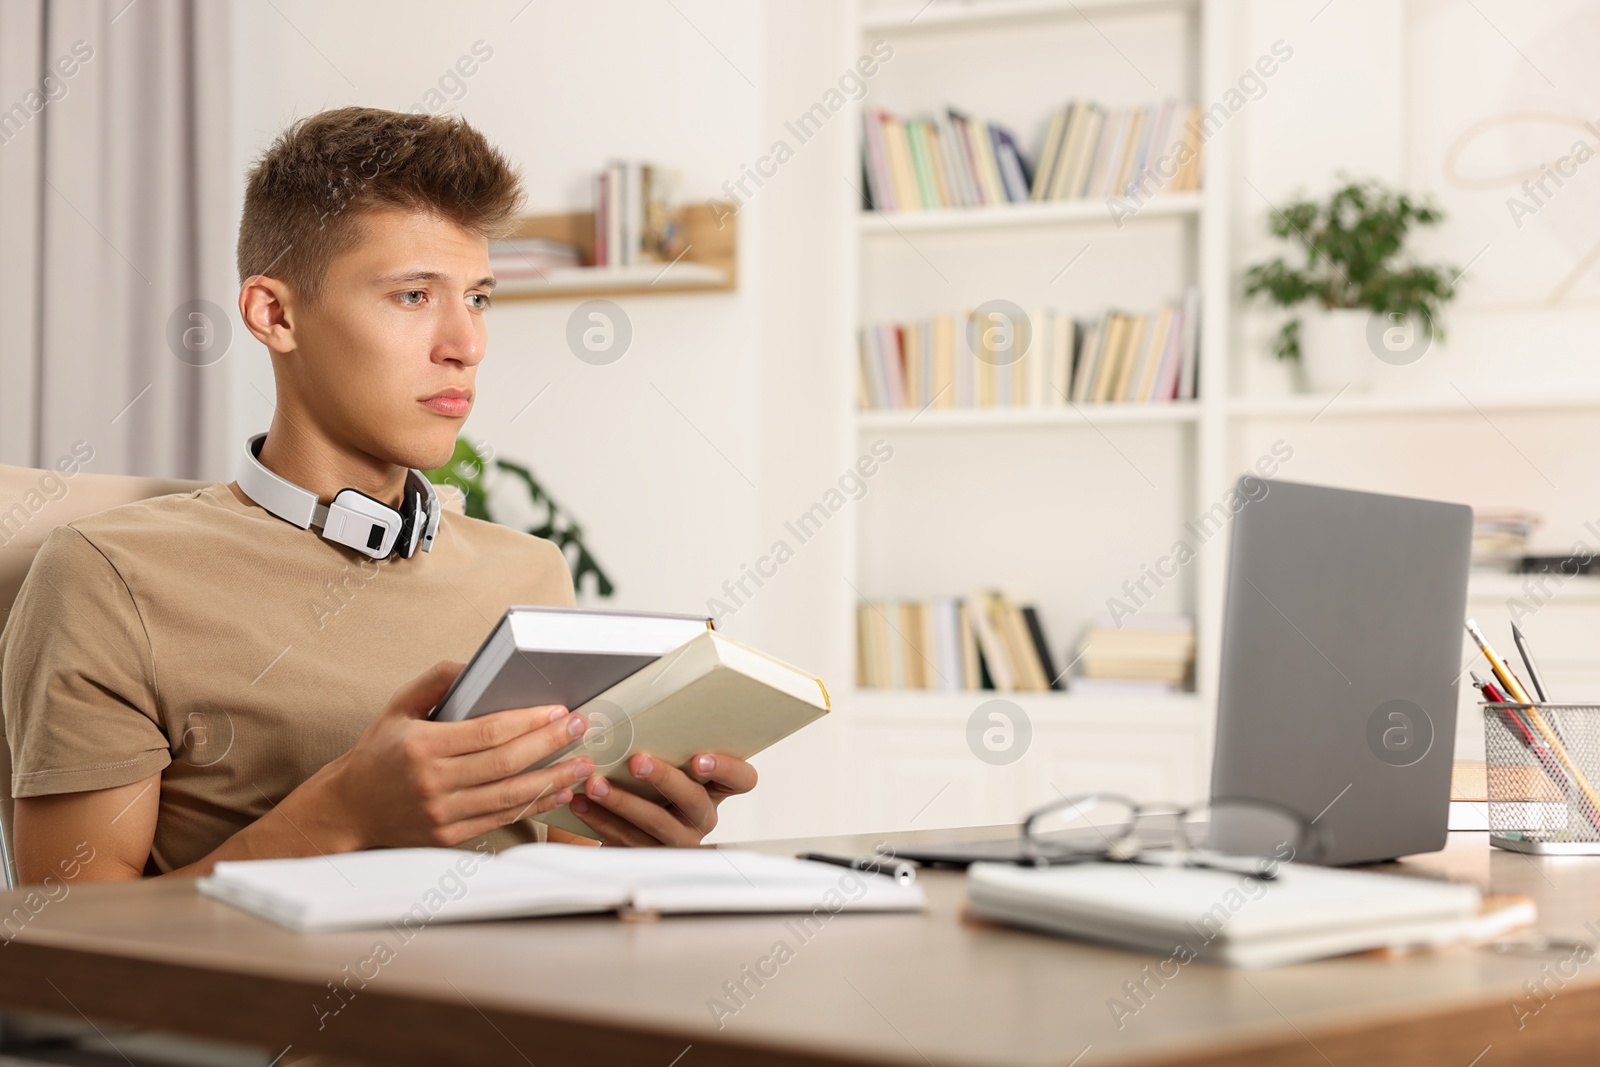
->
[0, 465, 206, 886]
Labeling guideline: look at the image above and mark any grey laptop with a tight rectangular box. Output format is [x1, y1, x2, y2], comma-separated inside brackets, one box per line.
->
[1211, 479, 1473, 866]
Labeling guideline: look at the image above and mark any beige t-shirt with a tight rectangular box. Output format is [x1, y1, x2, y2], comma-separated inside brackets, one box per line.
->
[0, 481, 576, 873]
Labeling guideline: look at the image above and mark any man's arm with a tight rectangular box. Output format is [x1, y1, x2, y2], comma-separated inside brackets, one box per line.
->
[14, 660, 596, 883]
[15, 770, 359, 882]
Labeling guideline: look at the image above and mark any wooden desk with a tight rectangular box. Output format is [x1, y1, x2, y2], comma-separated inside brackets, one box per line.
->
[1, 827, 1598, 1067]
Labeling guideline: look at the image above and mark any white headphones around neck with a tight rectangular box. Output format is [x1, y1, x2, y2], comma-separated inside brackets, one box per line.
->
[237, 433, 440, 560]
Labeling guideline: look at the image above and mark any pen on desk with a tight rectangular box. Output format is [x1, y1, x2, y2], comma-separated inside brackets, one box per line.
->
[797, 851, 917, 886]
[1465, 619, 1533, 704]
[1511, 622, 1550, 702]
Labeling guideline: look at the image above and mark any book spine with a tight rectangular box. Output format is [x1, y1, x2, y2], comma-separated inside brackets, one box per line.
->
[884, 117, 922, 211]
[1031, 106, 1068, 202]
[1069, 107, 1106, 198]
[958, 601, 980, 691]
[1179, 286, 1201, 400]
[949, 112, 991, 206]
[865, 111, 896, 211]
[593, 171, 608, 268]
[905, 121, 939, 209]
[1022, 606, 1061, 690]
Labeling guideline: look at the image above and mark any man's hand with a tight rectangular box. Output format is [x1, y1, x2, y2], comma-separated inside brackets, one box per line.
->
[563, 752, 757, 846]
[317, 659, 597, 849]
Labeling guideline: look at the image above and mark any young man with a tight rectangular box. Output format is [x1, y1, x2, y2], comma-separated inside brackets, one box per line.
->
[0, 106, 755, 883]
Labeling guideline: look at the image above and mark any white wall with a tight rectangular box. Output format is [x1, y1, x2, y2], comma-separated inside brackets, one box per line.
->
[1228, 0, 1600, 760]
[1232, 0, 1600, 400]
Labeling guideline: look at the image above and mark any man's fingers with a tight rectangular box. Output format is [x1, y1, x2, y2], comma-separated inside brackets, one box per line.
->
[441, 710, 589, 785]
[582, 777, 699, 846]
[442, 789, 575, 845]
[437, 757, 595, 826]
[624, 754, 715, 835]
[385, 660, 467, 720]
[686, 753, 758, 797]
[428, 703, 574, 759]
[569, 794, 664, 847]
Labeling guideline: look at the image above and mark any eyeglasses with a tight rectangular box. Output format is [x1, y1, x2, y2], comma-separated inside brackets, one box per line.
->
[1019, 793, 1326, 878]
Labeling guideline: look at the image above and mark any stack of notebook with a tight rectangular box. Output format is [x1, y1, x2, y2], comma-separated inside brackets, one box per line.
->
[966, 860, 1532, 969]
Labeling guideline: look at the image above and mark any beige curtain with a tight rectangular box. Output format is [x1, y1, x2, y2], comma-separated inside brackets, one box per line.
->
[0, 0, 232, 480]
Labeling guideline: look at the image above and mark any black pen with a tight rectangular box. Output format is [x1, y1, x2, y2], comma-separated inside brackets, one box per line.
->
[797, 851, 917, 886]
[1511, 621, 1550, 702]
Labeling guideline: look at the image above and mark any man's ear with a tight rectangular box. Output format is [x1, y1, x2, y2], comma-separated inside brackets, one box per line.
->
[239, 275, 298, 356]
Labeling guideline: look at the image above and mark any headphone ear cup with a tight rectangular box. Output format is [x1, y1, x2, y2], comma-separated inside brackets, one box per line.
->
[397, 487, 422, 558]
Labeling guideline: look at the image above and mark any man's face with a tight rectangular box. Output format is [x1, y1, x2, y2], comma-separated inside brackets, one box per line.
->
[280, 206, 494, 472]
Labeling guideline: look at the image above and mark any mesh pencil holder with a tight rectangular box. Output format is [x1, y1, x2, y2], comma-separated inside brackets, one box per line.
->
[1483, 702, 1600, 854]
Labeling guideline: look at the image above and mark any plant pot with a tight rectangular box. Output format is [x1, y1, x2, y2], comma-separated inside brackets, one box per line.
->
[1297, 307, 1375, 394]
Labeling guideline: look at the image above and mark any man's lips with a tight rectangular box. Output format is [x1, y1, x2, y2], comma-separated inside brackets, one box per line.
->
[420, 391, 472, 417]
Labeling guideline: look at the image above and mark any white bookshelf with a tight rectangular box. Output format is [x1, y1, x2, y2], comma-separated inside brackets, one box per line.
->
[839, 0, 1232, 831]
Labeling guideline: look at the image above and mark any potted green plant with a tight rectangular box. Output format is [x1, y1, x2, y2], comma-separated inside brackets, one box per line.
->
[1243, 178, 1459, 392]
[425, 437, 615, 598]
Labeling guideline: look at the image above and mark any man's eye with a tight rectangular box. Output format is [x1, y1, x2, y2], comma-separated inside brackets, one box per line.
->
[468, 293, 491, 310]
[398, 290, 426, 306]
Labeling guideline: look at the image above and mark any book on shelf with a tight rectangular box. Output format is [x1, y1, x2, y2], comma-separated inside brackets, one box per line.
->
[858, 291, 1199, 412]
[861, 100, 1201, 214]
[486, 237, 582, 279]
[1471, 509, 1540, 569]
[856, 592, 1060, 693]
[592, 161, 683, 267]
[1072, 614, 1195, 692]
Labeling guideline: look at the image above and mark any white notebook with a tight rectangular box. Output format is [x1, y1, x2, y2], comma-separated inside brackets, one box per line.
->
[199, 844, 924, 933]
[967, 860, 1513, 969]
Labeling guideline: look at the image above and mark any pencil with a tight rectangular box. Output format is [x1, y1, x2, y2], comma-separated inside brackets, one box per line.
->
[1511, 622, 1550, 703]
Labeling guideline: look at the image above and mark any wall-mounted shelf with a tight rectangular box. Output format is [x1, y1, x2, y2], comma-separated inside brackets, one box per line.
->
[1228, 390, 1600, 420]
[846, 688, 1203, 727]
[491, 202, 737, 302]
[858, 192, 1201, 235]
[855, 401, 1201, 430]
[861, 0, 1199, 34]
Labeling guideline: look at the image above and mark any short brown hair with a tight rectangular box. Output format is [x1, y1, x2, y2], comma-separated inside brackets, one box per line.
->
[236, 106, 523, 303]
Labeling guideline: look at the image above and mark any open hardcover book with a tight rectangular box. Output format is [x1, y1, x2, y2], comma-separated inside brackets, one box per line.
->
[198, 845, 924, 932]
